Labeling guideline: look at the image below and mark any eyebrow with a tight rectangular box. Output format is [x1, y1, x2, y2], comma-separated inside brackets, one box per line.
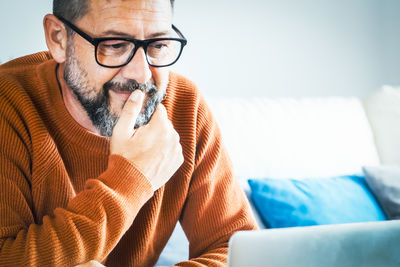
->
[101, 30, 171, 39]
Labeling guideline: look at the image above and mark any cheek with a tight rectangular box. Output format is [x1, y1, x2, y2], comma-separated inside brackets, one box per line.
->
[75, 43, 118, 90]
[151, 67, 170, 91]
[92, 67, 119, 89]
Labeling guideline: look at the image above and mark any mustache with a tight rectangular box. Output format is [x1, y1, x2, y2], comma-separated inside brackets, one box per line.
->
[103, 80, 158, 94]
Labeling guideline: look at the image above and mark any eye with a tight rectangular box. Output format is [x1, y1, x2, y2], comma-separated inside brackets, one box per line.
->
[100, 40, 130, 50]
[149, 41, 169, 50]
[105, 43, 125, 49]
[97, 40, 134, 57]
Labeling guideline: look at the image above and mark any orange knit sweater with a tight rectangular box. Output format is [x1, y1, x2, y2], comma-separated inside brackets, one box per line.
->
[0, 52, 257, 267]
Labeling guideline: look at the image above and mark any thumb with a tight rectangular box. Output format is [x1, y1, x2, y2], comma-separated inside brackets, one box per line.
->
[113, 90, 145, 139]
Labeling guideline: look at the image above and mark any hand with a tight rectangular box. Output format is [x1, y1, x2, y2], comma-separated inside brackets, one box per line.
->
[73, 260, 105, 267]
[110, 90, 184, 191]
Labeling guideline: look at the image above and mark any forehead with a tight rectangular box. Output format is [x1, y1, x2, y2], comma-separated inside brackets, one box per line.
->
[82, 0, 172, 37]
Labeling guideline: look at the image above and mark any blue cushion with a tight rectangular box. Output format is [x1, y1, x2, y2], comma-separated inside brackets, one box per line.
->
[248, 175, 387, 228]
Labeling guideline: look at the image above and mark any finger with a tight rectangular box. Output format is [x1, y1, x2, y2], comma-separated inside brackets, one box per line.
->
[74, 260, 106, 267]
[147, 103, 167, 126]
[113, 90, 145, 139]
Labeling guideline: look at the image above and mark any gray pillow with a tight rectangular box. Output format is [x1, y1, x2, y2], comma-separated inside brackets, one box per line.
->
[363, 166, 400, 219]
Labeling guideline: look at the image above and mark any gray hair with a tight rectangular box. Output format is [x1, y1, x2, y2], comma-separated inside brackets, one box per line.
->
[53, 0, 175, 23]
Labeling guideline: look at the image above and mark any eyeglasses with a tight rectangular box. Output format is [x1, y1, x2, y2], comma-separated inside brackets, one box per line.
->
[56, 16, 187, 68]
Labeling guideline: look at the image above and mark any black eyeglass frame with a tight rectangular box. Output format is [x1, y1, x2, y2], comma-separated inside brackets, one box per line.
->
[56, 15, 187, 68]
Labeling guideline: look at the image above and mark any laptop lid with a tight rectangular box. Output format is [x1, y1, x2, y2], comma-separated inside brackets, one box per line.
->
[228, 220, 400, 267]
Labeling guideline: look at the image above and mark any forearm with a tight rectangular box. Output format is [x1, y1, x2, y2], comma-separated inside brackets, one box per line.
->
[174, 247, 228, 267]
[180, 132, 257, 265]
[180, 180, 257, 266]
[0, 155, 153, 267]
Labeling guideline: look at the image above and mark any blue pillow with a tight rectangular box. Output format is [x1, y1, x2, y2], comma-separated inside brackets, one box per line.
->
[248, 175, 386, 228]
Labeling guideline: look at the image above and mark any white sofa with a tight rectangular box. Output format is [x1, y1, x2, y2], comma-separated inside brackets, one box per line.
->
[156, 85, 400, 266]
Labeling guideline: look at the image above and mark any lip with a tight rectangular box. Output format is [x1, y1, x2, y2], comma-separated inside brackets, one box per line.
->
[112, 90, 132, 95]
[110, 89, 132, 98]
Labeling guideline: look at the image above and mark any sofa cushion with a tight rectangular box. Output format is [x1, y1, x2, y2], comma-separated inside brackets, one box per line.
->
[363, 166, 400, 219]
[364, 85, 400, 165]
[248, 175, 386, 228]
[207, 97, 380, 183]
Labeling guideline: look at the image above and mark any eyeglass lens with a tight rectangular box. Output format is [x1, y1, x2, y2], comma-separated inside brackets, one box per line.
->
[96, 39, 182, 67]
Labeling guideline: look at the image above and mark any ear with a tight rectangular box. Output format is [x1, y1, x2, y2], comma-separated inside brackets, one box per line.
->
[43, 14, 68, 63]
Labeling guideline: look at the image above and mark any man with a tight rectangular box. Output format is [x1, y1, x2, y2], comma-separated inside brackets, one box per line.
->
[0, 0, 257, 266]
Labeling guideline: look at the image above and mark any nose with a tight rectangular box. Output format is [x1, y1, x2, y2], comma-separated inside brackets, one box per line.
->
[119, 47, 152, 84]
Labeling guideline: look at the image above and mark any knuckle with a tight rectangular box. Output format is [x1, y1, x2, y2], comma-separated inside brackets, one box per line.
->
[173, 130, 181, 142]
[155, 118, 171, 134]
[158, 103, 167, 112]
[177, 146, 183, 157]
[123, 98, 135, 109]
[178, 151, 184, 165]
[156, 105, 168, 119]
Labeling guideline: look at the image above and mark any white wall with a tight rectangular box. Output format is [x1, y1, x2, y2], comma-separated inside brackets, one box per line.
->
[381, 0, 400, 87]
[1, 0, 399, 98]
[0, 1, 51, 63]
[172, 0, 399, 98]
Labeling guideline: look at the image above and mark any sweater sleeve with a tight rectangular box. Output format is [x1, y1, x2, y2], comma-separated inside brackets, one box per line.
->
[0, 101, 153, 266]
[175, 95, 258, 266]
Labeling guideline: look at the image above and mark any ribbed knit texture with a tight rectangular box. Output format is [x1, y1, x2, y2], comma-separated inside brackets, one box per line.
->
[0, 52, 257, 267]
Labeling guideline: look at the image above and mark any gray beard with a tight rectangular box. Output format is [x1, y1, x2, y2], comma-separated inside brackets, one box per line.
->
[63, 45, 164, 137]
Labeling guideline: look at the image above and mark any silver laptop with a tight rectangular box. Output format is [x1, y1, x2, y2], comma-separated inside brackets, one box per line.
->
[228, 220, 400, 267]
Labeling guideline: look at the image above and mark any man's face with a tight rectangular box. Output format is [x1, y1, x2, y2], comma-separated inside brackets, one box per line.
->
[63, 0, 173, 137]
